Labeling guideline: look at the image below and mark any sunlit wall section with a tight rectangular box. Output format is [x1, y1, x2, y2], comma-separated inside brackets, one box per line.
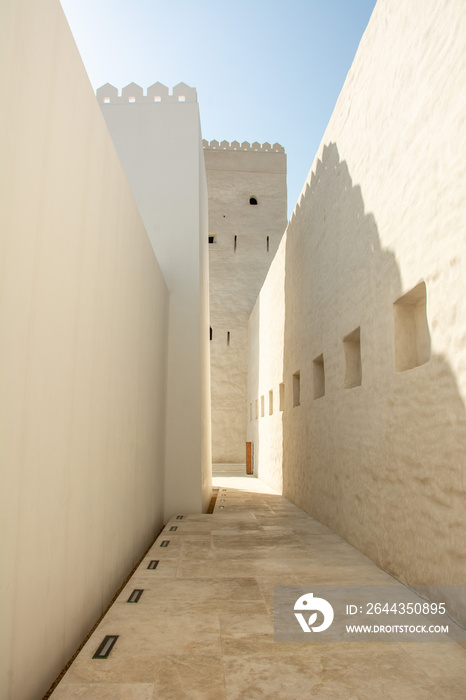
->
[248, 0, 466, 624]
[0, 1, 169, 698]
[247, 235, 287, 491]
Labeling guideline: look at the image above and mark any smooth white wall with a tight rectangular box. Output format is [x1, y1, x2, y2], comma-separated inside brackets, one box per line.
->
[248, 0, 466, 622]
[0, 2, 169, 698]
[97, 86, 212, 518]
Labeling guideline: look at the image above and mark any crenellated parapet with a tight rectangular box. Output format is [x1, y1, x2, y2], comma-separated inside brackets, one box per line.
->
[96, 81, 197, 104]
[203, 139, 284, 153]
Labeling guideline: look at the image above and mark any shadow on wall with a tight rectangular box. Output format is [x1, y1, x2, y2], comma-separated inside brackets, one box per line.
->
[281, 143, 466, 623]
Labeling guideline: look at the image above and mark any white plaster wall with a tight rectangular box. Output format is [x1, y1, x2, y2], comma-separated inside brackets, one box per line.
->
[205, 144, 287, 463]
[98, 87, 212, 517]
[248, 236, 286, 491]
[0, 2, 169, 698]
[248, 0, 466, 621]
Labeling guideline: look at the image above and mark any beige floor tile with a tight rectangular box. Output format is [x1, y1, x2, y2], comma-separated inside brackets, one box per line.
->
[177, 558, 293, 579]
[428, 676, 466, 699]
[152, 654, 226, 700]
[219, 610, 274, 639]
[50, 475, 465, 700]
[222, 654, 322, 700]
[400, 641, 466, 680]
[60, 655, 159, 685]
[51, 682, 154, 699]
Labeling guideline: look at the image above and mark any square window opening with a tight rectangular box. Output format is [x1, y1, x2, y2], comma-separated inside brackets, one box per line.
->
[394, 282, 430, 371]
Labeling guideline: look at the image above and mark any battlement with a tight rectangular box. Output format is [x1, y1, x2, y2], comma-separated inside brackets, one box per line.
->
[203, 139, 285, 153]
[96, 82, 197, 104]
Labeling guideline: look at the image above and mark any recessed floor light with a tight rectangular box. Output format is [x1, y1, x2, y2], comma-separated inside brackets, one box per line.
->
[169, 526, 177, 532]
[93, 635, 118, 659]
[176, 515, 184, 520]
[147, 560, 159, 569]
[127, 589, 144, 603]
[160, 540, 170, 547]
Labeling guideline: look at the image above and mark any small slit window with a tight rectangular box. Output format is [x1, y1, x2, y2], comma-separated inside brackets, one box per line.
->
[249, 197, 258, 205]
[260, 395, 264, 417]
[234, 235, 237, 252]
[227, 332, 230, 345]
[343, 327, 362, 388]
[267, 236, 269, 252]
[210, 327, 212, 341]
[208, 234, 216, 244]
[279, 382, 285, 411]
[269, 390, 273, 415]
[313, 354, 325, 399]
[343, 328, 362, 389]
[293, 371, 301, 407]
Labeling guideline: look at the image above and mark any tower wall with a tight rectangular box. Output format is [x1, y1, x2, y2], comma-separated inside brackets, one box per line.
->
[204, 141, 287, 463]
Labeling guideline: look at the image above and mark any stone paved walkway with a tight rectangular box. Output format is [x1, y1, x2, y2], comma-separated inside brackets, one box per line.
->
[50, 475, 466, 699]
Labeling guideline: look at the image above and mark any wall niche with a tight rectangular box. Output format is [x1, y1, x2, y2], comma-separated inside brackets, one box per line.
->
[343, 327, 362, 388]
[394, 282, 430, 372]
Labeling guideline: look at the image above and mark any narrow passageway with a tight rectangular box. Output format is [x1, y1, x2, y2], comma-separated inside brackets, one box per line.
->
[50, 475, 466, 699]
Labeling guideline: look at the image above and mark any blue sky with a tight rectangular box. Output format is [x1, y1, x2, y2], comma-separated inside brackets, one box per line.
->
[60, 0, 377, 217]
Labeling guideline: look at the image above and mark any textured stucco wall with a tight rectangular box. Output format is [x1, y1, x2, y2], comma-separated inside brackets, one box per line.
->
[0, 2, 169, 698]
[248, 0, 466, 621]
[248, 237, 286, 491]
[98, 86, 212, 518]
[205, 143, 287, 463]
